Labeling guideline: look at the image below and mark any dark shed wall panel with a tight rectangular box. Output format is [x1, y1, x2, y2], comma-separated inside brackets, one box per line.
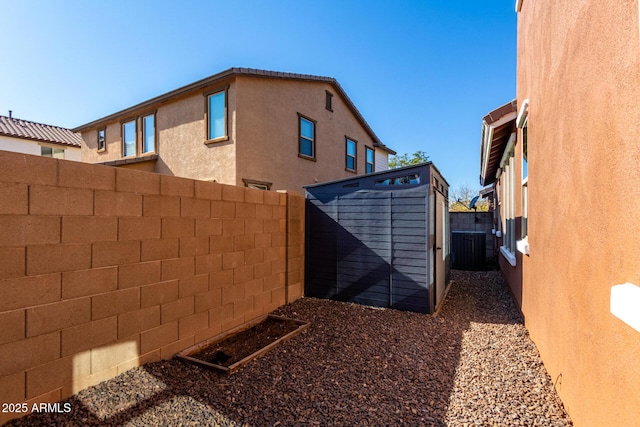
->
[306, 196, 338, 299]
[391, 193, 428, 312]
[305, 163, 449, 314]
[335, 194, 391, 307]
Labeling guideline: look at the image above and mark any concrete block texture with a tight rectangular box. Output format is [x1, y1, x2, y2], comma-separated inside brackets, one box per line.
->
[0, 153, 304, 421]
[116, 168, 160, 195]
[0, 216, 60, 247]
[1, 273, 61, 311]
[30, 185, 94, 216]
[0, 150, 57, 186]
[27, 244, 92, 275]
[26, 298, 91, 337]
[0, 309, 26, 345]
[0, 182, 28, 215]
[194, 180, 222, 201]
[160, 175, 194, 198]
[94, 190, 142, 217]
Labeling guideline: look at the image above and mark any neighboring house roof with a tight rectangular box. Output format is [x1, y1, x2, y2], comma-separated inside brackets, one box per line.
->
[479, 99, 517, 186]
[72, 67, 396, 154]
[0, 115, 82, 148]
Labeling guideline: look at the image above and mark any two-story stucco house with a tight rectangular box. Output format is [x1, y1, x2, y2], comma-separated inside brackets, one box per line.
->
[73, 68, 395, 194]
[0, 114, 81, 161]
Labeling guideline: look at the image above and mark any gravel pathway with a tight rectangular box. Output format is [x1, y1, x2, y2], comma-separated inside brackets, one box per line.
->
[6, 270, 572, 426]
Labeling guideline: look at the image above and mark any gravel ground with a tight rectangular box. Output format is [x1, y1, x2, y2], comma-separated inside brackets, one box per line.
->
[6, 270, 572, 426]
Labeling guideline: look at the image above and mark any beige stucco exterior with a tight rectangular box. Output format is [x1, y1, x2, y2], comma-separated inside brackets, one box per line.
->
[234, 77, 384, 191]
[485, 1, 640, 425]
[0, 135, 81, 161]
[78, 69, 392, 194]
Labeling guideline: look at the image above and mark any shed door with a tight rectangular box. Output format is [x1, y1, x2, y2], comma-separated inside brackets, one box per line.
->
[434, 191, 446, 307]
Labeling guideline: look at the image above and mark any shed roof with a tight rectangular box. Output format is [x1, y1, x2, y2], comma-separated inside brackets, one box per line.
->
[479, 100, 517, 186]
[0, 115, 82, 148]
[304, 162, 449, 191]
[72, 67, 395, 155]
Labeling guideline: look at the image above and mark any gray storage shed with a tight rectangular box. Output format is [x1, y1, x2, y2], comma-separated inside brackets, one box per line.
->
[304, 163, 450, 314]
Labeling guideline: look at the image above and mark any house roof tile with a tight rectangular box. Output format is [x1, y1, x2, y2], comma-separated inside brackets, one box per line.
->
[0, 115, 82, 148]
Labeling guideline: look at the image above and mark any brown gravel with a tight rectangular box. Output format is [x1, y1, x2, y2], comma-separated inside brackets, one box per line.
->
[6, 270, 572, 426]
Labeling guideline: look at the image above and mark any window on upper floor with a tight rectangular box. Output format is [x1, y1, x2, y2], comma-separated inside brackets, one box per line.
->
[98, 128, 106, 152]
[142, 113, 156, 154]
[345, 138, 357, 172]
[41, 146, 64, 159]
[326, 90, 333, 111]
[122, 120, 136, 157]
[298, 114, 316, 159]
[365, 146, 374, 173]
[206, 89, 227, 142]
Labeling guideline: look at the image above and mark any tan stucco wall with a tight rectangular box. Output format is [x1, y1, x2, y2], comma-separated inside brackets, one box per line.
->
[516, 1, 640, 425]
[234, 77, 387, 194]
[155, 84, 236, 185]
[2, 136, 82, 161]
[80, 80, 237, 185]
[79, 76, 388, 194]
[81, 122, 123, 163]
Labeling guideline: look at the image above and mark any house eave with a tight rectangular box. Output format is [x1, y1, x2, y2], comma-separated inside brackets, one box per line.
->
[479, 100, 517, 187]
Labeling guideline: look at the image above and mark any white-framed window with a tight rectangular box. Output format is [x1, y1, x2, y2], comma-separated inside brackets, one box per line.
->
[41, 146, 64, 159]
[97, 128, 106, 152]
[122, 119, 136, 157]
[248, 183, 269, 190]
[365, 146, 374, 173]
[142, 114, 156, 154]
[242, 178, 272, 190]
[516, 99, 530, 255]
[499, 133, 517, 266]
[298, 114, 316, 159]
[345, 137, 357, 172]
[206, 88, 228, 142]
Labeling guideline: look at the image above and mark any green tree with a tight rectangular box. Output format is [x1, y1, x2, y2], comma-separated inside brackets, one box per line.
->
[388, 150, 430, 169]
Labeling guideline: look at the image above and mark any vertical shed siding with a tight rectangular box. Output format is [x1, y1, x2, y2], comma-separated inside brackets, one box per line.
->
[305, 164, 446, 313]
[390, 194, 428, 312]
[335, 194, 391, 307]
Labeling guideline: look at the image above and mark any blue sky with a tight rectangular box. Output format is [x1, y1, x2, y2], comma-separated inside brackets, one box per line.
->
[0, 0, 516, 192]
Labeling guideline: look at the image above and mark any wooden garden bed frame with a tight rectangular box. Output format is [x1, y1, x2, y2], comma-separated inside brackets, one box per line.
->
[175, 314, 310, 375]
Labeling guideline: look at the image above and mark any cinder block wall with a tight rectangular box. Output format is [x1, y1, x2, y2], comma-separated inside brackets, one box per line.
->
[0, 151, 304, 424]
[449, 211, 494, 259]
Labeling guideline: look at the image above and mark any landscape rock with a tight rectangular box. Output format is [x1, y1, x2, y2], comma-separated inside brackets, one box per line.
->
[6, 270, 572, 426]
